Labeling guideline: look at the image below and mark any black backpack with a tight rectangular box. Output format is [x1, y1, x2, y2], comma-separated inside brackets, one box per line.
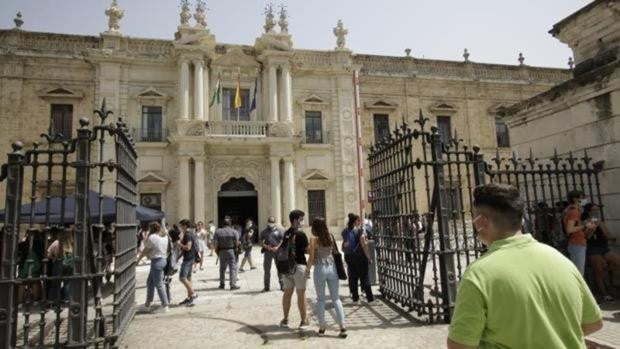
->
[276, 230, 297, 275]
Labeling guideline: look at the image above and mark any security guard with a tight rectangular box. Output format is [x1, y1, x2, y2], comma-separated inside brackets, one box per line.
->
[214, 216, 241, 290]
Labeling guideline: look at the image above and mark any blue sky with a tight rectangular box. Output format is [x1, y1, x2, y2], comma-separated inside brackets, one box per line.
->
[0, 0, 590, 68]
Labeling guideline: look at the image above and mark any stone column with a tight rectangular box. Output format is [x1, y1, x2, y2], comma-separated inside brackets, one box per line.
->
[283, 157, 296, 214]
[178, 59, 190, 119]
[280, 65, 292, 122]
[178, 155, 190, 219]
[193, 60, 204, 120]
[194, 156, 206, 222]
[268, 65, 278, 122]
[203, 64, 210, 121]
[270, 156, 282, 224]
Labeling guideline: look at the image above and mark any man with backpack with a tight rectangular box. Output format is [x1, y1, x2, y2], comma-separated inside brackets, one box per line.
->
[213, 216, 241, 290]
[277, 209, 310, 329]
[177, 219, 199, 306]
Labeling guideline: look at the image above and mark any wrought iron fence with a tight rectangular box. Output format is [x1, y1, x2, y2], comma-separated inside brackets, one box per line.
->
[0, 100, 137, 348]
[368, 110, 604, 324]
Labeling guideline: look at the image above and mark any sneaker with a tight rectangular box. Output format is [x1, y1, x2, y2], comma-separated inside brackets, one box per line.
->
[239, 269, 245, 273]
[191, 293, 198, 300]
[339, 328, 348, 339]
[230, 285, 240, 290]
[250, 267, 256, 270]
[185, 298, 195, 307]
[299, 319, 309, 329]
[139, 303, 151, 312]
[154, 306, 169, 314]
[218, 284, 225, 289]
[317, 328, 326, 337]
[261, 288, 270, 293]
[178, 297, 191, 306]
[279, 319, 289, 328]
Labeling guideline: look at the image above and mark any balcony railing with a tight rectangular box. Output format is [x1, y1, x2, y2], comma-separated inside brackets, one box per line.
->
[131, 128, 168, 142]
[300, 131, 332, 145]
[205, 121, 267, 137]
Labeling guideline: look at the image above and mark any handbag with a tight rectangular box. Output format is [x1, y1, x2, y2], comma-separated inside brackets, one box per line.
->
[331, 234, 347, 280]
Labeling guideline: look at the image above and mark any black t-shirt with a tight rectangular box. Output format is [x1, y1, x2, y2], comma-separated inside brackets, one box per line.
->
[181, 231, 197, 260]
[284, 228, 308, 265]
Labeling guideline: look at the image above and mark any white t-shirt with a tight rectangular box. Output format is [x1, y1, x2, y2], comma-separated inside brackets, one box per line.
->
[144, 233, 168, 260]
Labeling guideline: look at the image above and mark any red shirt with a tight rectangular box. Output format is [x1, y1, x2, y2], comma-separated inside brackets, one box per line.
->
[563, 205, 586, 246]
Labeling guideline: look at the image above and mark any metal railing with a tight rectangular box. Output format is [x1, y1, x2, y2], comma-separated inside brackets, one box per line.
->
[300, 131, 331, 145]
[131, 128, 168, 142]
[205, 120, 267, 137]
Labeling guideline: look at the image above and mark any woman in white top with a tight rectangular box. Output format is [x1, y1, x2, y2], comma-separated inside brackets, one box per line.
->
[138, 221, 170, 313]
[196, 221, 208, 271]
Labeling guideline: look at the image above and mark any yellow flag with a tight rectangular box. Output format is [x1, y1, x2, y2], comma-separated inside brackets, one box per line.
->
[234, 70, 242, 109]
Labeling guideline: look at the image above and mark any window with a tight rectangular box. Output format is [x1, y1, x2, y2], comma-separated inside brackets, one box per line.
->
[307, 190, 326, 221]
[373, 114, 390, 143]
[437, 116, 452, 143]
[495, 120, 510, 147]
[50, 104, 73, 140]
[140, 193, 162, 211]
[222, 88, 251, 121]
[305, 111, 323, 143]
[141, 106, 163, 142]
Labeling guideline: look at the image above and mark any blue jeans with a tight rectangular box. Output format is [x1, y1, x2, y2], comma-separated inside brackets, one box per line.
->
[313, 263, 345, 327]
[568, 244, 586, 276]
[147, 258, 169, 306]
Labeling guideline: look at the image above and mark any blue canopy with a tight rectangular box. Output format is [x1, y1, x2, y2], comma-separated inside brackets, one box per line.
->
[0, 191, 164, 224]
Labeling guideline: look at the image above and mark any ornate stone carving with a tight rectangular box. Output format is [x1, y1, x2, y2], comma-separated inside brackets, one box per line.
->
[180, 0, 192, 26]
[194, 0, 207, 28]
[268, 122, 293, 137]
[518, 52, 525, 66]
[186, 124, 205, 136]
[13, 12, 24, 30]
[264, 4, 276, 33]
[463, 48, 470, 62]
[211, 158, 262, 191]
[278, 5, 289, 33]
[105, 0, 124, 33]
[333, 20, 348, 50]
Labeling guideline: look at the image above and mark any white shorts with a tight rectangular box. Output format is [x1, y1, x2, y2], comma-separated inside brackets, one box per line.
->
[282, 264, 308, 290]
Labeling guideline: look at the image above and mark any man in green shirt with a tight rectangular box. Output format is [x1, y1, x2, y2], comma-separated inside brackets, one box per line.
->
[448, 183, 602, 349]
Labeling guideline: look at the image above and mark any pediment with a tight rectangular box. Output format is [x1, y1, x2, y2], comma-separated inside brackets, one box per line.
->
[138, 172, 169, 184]
[364, 100, 398, 110]
[135, 86, 170, 100]
[430, 101, 457, 113]
[212, 46, 259, 67]
[38, 86, 84, 99]
[487, 103, 510, 117]
[298, 94, 327, 105]
[301, 169, 330, 181]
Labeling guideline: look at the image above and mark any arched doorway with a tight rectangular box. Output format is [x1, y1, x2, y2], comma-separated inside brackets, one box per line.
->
[217, 177, 258, 228]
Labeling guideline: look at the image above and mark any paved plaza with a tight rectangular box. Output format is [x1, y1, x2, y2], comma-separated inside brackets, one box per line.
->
[119, 247, 620, 349]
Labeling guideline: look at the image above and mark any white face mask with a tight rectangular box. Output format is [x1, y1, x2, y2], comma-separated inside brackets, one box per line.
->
[580, 198, 590, 207]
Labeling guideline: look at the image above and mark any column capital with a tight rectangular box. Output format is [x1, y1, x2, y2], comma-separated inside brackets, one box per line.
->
[270, 155, 282, 162]
[283, 156, 294, 163]
[178, 154, 191, 162]
[192, 59, 204, 66]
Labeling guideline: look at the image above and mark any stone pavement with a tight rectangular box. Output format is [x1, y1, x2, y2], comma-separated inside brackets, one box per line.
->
[119, 247, 620, 349]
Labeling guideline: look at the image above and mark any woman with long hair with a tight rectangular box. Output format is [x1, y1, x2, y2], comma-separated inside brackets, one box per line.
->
[239, 219, 256, 272]
[137, 221, 170, 313]
[341, 213, 374, 303]
[305, 217, 347, 338]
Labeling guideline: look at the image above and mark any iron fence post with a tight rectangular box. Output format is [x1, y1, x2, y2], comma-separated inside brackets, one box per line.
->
[473, 147, 486, 187]
[68, 118, 91, 345]
[430, 131, 457, 322]
[0, 142, 25, 349]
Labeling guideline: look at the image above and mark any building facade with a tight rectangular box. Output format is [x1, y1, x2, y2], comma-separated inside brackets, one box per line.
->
[0, 2, 570, 229]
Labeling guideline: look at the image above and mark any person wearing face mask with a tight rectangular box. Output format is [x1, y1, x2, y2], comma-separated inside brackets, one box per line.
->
[563, 190, 598, 276]
[239, 219, 256, 272]
[582, 203, 620, 303]
[448, 183, 602, 349]
[260, 216, 284, 292]
[341, 213, 374, 303]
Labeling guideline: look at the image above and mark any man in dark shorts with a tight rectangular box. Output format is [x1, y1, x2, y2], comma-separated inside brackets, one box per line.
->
[177, 219, 198, 306]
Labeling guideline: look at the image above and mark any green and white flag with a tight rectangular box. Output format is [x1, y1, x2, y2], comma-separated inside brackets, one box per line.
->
[209, 79, 221, 107]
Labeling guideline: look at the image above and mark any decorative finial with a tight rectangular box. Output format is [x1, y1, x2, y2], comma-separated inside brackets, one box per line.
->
[568, 56, 574, 70]
[104, 0, 124, 33]
[333, 19, 348, 50]
[463, 48, 470, 62]
[405, 48, 411, 57]
[180, 0, 192, 26]
[518, 52, 525, 66]
[194, 0, 207, 28]
[13, 11, 24, 30]
[263, 3, 276, 33]
[278, 5, 288, 33]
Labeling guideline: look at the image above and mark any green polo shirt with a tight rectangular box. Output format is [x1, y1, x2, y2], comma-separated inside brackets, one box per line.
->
[449, 233, 601, 348]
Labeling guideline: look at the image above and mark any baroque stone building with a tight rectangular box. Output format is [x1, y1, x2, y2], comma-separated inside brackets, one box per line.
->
[0, 2, 570, 228]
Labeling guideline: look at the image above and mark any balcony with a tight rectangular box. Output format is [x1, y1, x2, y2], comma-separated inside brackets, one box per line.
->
[300, 130, 332, 146]
[205, 121, 267, 137]
[131, 128, 168, 142]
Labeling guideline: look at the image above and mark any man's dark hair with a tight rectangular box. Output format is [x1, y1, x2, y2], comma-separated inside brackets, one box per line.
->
[473, 183, 524, 231]
[223, 216, 232, 226]
[567, 190, 584, 203]
[179, 219, 191, 228]
[289, 209, 305, 224]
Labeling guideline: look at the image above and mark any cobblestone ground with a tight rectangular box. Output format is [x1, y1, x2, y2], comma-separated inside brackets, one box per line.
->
[119, 247, 620, 348]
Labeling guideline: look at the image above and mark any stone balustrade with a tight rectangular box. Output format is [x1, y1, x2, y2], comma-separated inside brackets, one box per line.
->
[205, 120, 267, 137]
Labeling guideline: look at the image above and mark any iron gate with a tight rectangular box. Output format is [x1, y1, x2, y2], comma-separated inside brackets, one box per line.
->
[368, 111, 604, 324]
[0, 100, 137, 348]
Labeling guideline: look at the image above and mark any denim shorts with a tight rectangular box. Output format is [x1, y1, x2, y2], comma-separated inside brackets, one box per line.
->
[179, 259, 194, 280]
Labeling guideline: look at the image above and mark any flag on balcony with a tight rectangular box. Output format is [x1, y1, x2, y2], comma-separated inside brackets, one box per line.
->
[234, 69, 242, 109]
[250, 77, 257, 112]
[209, 78, 221, 107]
